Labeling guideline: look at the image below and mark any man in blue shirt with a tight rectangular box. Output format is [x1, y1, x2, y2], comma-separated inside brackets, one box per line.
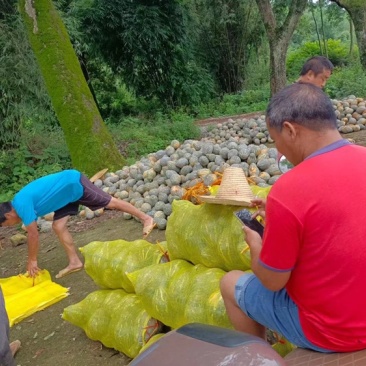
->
[0, 170, 155, 278]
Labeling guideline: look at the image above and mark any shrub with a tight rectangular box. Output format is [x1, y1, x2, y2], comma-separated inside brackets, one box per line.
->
[286, 39, 353, 80]
[326, 64, 366, 99]
[194, 86, 270, 119]
[0, 127, 72, 201]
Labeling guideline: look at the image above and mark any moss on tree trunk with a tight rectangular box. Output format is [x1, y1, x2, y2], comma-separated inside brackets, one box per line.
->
[18, 0, 125, 176]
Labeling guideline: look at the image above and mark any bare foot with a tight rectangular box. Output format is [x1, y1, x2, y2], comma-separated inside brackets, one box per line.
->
[55, 264, 84, 279]
[142, 215, 154, 226]
[10, 340, 21, 357]
[142, 217, 157, 239]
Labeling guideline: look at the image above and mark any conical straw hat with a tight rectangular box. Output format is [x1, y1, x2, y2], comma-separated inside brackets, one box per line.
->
[199, 167, 254, 206]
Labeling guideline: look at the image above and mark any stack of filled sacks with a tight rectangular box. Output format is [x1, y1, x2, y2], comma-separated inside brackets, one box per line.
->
[63, 239, 168, 358]
[63, 182, 291, 359]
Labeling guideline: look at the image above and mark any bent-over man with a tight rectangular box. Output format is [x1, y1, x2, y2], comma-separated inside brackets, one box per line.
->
[0, 170, 155, 278]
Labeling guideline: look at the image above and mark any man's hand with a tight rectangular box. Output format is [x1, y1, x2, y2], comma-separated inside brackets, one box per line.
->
[27, 259, 41, 278]
[243, 225, 262, 253]
[25, 221, 40, 278]
[250, 198, 266, 222]
[243, 223, 291, 292]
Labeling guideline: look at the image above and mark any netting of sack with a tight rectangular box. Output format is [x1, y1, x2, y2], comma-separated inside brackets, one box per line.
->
[80, 239, 169, 292]
[138, 333, 166, 355]
[166, 200, 251, 271]
[62, 289, 162, 358]
[128, 259, 235, 330]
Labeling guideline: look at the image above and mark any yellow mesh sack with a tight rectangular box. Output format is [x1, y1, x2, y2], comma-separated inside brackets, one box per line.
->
[138, 333, 166, 355]
[80, 239, 169, 292]
[271, 334, 296, 357]
[250, 185, 272, 199]
[63, 289, 162, 358]
[0, 270, 69, 326]
[166, 200, 251, 271]
[128, 259, 233, 330]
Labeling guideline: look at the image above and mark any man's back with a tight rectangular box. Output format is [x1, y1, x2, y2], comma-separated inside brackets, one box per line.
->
[261, 144, 366, 351]
[12, 170, 82, 225]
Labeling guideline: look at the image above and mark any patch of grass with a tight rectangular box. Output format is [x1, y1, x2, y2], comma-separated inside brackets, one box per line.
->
[109, 111, 200, 161]
[194, 86, 270, 119]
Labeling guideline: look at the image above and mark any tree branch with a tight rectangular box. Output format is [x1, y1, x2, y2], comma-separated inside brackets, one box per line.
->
[255, 0, 277, 37]
[278, 0, 308, 41]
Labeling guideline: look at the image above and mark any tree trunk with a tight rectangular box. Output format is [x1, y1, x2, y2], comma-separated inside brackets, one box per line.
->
[255, 0, 307, 95]
[348, 15, 354, 57]
[18, 0, 125, 176]
[330, 0, 366, 70]
[310, 4, 324, 55]
[268, 39, 288, 96]
[319, 0, 328, 58]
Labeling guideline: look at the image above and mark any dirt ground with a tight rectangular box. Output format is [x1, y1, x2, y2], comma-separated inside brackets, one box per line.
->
[0, 212, 166, 366]
[1, 126, 366, 366]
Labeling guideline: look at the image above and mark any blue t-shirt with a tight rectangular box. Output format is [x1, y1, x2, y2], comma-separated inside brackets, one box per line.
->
[12, 170, 83, 226]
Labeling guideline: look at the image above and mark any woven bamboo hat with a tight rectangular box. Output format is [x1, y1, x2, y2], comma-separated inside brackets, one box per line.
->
[199, 167, 254, 206]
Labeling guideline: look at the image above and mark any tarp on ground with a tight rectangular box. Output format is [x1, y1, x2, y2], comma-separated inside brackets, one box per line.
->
[0, 270, 69, 326]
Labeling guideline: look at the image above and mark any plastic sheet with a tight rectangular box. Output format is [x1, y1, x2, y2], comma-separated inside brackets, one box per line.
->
[80, 239, 169, 292]
[0, 270, 69, 326]
[128, 259, 233, 330]
[63, 289, 162, 358]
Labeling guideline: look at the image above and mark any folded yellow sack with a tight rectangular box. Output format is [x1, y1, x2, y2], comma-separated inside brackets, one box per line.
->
[0, 270, 69, 326]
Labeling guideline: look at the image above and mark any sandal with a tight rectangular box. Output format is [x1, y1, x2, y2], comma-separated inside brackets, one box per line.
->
[55, 266, 83, 279]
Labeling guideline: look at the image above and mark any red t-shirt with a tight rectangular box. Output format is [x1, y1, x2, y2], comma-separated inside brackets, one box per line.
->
[260, 144, 366, 351]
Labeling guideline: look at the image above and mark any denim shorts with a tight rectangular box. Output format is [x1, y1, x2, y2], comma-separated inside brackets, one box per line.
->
[234, 273, 332, 352]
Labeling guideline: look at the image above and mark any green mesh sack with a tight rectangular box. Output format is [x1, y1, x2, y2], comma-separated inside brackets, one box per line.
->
[166, 200, 251, 271]
[80, 239, 169, 292]
[62, 289, 162, 358]
[128, 259, 233, 330]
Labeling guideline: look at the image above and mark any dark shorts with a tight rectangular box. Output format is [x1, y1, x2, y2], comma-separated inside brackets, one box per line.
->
[53, 175, 112, 221]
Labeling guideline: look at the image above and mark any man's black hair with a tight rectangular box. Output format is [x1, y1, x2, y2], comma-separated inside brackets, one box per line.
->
[0, 202, 12, 225]
[266, 83, 337, 132]
[300, 56, 334, 76]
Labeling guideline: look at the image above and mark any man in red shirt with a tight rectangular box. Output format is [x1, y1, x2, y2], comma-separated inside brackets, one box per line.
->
[220, 82, 366, 352]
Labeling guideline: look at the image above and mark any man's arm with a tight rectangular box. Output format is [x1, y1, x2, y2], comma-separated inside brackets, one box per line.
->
[244, 226, 291, 291]
[25, 222, 41, 277]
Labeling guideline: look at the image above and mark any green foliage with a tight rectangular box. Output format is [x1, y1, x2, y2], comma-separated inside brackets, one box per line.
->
[195, 87, 270, 119]
[287, 39, 353, 79]
[109, 112, 200, 163]
[0, 127, 72, 202]
[71, 0, 215, 108]
[0, 13, 57, 150]
[326, 64, 366, 99]
[192, 0, 265, 93]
